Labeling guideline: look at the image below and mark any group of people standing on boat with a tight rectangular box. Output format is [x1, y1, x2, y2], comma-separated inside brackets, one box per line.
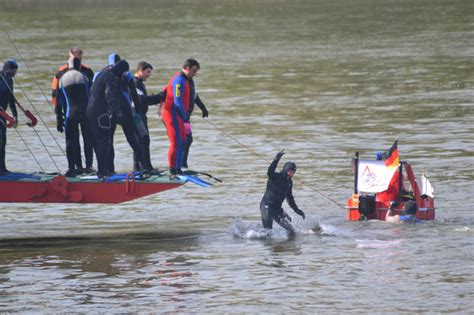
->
[0, 48, 208, 178]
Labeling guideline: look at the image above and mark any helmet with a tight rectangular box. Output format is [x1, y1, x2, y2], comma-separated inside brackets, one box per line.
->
[2, 59, 18, 72]
[283, 161, 297, 173]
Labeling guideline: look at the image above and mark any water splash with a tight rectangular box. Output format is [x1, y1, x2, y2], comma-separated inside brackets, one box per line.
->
[355, 239, 404, 249]
[230, 217, 322, 239]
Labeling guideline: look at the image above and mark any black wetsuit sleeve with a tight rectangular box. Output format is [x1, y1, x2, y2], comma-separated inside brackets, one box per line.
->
[82, 67, 94, 82]
[195, 94, 207, 112]
[105, 73, 121, 116]
[140, 93, 163, 107]
[286, 182, 301, 213]
[128, 79, 142, 113]
[55, 90, 63, 117]
[267, 157, 280, 179]
[52, 71, 63, 99]
[8, 82, 17, 118]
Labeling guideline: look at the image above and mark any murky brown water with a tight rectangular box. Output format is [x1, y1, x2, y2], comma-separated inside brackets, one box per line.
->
[0, 0, 473, 313]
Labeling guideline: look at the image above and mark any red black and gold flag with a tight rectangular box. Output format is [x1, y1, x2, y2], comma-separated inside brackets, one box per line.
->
[383, 139, 399, 168]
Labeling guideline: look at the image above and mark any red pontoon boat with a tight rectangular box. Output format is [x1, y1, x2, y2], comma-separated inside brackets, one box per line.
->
[0, 171, 211, 204]
[346, 148, 435, 221]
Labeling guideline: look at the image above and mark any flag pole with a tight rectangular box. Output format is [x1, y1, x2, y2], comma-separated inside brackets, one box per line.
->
[354, 152, 359, 194]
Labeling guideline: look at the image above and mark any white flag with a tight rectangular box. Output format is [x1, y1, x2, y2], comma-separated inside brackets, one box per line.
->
[357, 159, 398, 193]
[419, 173, 434, 198]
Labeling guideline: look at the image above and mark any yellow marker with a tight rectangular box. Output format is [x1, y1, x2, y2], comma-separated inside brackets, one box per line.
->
[175, 84, 180, 97]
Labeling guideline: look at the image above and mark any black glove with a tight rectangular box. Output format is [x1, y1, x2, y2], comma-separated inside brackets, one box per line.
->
[158, 90, 166, 102]
[56, 116, 64, 133]
[201, 106, 209, 118]
[275, 149, 285, 160]
[296, 209, 305, 220]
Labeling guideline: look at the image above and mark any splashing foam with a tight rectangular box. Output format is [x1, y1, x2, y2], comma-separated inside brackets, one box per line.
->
[230, 217, 322, 239]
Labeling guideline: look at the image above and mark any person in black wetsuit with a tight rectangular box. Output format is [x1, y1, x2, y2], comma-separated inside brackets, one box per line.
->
[182, 77, 209, 169]
[260, 150, 305, 234]
[86, 59, 128, 178]
[56, 57, 94, 176]
[0, 59, 19, 176]
[133, 61, 166, 173]
[103, 54, 148, 174]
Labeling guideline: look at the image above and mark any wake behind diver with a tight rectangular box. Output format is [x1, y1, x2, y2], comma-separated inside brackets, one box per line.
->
[260, 150, 306, 235]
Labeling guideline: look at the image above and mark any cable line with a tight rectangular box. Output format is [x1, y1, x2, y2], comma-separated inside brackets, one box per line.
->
[203, 119, 345, 209]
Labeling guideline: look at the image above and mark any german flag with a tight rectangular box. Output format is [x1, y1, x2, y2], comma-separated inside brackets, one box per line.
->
[383, 139, 399, 168]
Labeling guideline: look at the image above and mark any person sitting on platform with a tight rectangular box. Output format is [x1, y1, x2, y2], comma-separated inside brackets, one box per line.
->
[385, 200, 419, 223]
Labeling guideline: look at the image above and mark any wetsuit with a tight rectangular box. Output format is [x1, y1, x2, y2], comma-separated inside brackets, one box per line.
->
[0, 61, 18, 175]
[112, 70, 149, 171]
[132, 76, 165, 171]
[52, 62, 93, 109]
[56, 57, 93, 173]
[86, 60, 127, 177]
[162, 71, 191, 174]
[182, 78, 208, 168]
[260, 153, 305, 232]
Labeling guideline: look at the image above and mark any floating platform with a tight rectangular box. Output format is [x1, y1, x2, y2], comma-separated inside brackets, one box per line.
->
[0, 172, 187, 204]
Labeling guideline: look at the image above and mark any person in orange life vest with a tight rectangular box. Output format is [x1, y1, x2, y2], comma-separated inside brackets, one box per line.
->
[56, 57, 93, 177]
[0, 59, 19, 176]
[52, 47, 94, 108]
[162, 58, 199, 175]
[52, 47, 94, 171]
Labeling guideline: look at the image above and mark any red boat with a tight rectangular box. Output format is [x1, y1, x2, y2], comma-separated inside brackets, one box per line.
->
[346, 150, 435, 221]
[0, 172, 202, 204]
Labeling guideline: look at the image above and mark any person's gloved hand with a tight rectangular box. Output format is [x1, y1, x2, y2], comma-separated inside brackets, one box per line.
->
[275, 149, 285, 160]
[56, 116, 64, 133]
[158, 91, 166, 102]
[201, 106, 209, 118]
[296, 209, 305, 220]
[13, 116, 18, 128]
[115, 113, 125, 125]
[183, 122, 191, 135]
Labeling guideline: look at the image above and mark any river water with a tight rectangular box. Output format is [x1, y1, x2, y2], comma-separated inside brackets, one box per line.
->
[0, 0, 473, 313]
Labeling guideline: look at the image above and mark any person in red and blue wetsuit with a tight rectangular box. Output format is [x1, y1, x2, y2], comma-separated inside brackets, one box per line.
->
[182, 78, 209, 169]
[0, 59, 18, 176]
[162, 58, 200, 175]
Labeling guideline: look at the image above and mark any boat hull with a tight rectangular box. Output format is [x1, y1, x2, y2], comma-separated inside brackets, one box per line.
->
[346, 194, 435, 221]
[0, 174, 183, 204]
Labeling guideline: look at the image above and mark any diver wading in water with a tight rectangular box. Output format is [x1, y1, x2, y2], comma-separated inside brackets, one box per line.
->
[260, 150, 305, 234]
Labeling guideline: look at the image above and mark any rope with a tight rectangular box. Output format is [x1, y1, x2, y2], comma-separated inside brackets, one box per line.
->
[203, 119, 346, 209]
[0, 71, 62, 172]
[4, 31, 89, 167]
[4, 32, 55, 111]
[12, 128, 45, 172]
